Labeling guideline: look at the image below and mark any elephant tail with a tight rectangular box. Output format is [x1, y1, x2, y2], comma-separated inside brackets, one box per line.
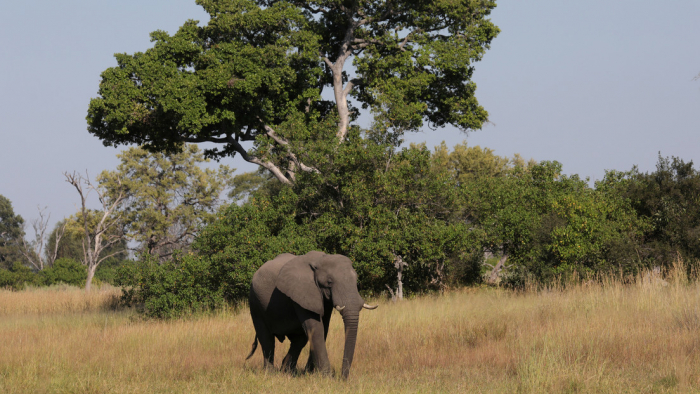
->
[245, 335, 258, 361]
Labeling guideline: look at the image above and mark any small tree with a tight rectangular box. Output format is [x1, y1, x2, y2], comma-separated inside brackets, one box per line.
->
[65, 172, 129, 291]
[98, 144, 232, 259]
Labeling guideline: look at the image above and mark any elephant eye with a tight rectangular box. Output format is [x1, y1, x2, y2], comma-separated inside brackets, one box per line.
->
[327, 278, 333, 286]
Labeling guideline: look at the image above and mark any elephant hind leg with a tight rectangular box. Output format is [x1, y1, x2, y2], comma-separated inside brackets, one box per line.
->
[281, 332, 308, 374]
[251, 319, 275, 370]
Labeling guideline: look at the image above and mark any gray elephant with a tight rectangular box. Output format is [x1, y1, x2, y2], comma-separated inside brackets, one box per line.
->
[246, 251, 377, 379]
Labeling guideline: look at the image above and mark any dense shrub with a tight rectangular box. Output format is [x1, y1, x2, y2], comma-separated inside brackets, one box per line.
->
[0, 262, 42, 290]
[43, 258, 87, 287]
[621, 156, 700, 267]
[123, 138, 484, 315]
[115, 254, 226, 319]
[119, 143, 699, 315]
[464, 161, 646, 285]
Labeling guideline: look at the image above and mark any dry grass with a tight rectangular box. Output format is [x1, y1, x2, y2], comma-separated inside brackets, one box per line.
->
[0, 284, 121, 315]
[2, 266, 700, 393]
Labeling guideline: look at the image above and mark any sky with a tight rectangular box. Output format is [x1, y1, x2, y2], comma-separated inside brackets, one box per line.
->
[1, 0, 699, 235]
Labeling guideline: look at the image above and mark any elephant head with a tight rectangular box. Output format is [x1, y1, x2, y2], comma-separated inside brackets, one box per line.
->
[276, 251, 376, 379]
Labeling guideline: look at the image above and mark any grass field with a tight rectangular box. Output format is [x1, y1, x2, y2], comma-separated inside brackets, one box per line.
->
[2, 269, 700, 393]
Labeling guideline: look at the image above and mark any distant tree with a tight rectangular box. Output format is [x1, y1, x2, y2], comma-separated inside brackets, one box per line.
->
[65, 172, 129, 291]
[46, 219, 83, 262]
[0, 195, 25, 269]
[227, 169, 282, 204]
[87, 0, 499, 185]
[19, 207, 65, 271]
[98, 144, 232, 259]
[432, 140, 535, 185]
[47, 215, 128, 285]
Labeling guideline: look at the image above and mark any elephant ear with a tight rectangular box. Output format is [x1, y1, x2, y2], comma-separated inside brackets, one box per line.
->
[276, 253, 324, 316]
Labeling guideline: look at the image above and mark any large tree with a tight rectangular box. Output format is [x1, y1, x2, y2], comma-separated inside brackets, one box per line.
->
[87, 0, 499, 184]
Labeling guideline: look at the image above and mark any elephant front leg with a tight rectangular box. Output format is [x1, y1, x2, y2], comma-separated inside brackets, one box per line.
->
[302, 318, 331, 375]
[305, 307, 332, 373]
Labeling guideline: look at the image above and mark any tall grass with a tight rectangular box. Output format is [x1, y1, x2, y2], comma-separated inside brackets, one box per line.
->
[0, 284, 120, 315]
[2, 263, 700, 393]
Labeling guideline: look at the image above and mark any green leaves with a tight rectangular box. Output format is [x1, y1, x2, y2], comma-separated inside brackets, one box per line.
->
[464, 160, 647, 282]
[88, 0, 324, 161]
[0, 195, 25, 269]
[116, 253, 226, 319]
[98, 144, 231, 258]
[88, 0, 499, 185]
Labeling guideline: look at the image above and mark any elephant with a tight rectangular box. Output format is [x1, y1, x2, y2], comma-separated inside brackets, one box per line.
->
[246, 251, 377, 379]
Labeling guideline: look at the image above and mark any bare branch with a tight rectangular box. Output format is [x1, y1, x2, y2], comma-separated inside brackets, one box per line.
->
[323, 57, 334, 69]
[19, 206, 61, 271]
[260, 123, 321, 175]
[224, 134, 293, 185]
[64, 171, 128, 291]
[342, 78, 362, 97]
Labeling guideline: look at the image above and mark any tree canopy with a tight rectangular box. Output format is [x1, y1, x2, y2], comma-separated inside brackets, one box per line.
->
[98, 144, 232, 258]
[87, 0, 499, 184]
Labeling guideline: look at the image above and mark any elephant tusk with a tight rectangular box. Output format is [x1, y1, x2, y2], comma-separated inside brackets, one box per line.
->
[363, 303, 378, 310]
[335, 305, 346, 311]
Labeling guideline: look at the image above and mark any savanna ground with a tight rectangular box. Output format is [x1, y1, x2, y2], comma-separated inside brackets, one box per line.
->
[2, 267, 700, 393]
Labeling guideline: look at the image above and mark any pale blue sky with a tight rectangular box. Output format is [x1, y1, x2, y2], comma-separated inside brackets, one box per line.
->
[1, 1, 699, 233]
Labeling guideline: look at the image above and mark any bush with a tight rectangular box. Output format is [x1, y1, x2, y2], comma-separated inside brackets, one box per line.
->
[0, 262, 42, 290]
[464, 161, 647, 285]
[43, 258, 87, 287]
[115, 254, 226, 319]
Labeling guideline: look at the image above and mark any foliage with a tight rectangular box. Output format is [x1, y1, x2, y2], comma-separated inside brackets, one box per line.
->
[0, 195, 25, 269]
[193, 136, 482, 300]
[46, 219, 84, 262]
[98, 144, 232, 258]
[43, 258, 87, 287]
[614, 155, 700, 267]
[464, 161, 647, 284]
[227, 168, 282, 204]
[126, 137, 486, 313]
[0, 262, 42, 290]
[115, 254, 226, 319]
[48, 213, 128, 280]
[291, 134, 483, 292]
[194, 189, 317, 302]
[432, 140, 534, 185]
[87, 0, 499, 185]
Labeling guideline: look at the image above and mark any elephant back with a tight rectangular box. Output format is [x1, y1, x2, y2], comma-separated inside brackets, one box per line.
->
[250, 253, 297, 310]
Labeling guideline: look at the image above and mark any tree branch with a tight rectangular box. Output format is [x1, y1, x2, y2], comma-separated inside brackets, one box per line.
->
[225, 134, 293, 185]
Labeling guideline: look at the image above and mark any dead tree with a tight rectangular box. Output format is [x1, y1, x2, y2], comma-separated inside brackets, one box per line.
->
[20, 206, 65, 271]
[385, 254, 408, 301]
[65, 171, 127, 291]
[483, 253, 510, 286]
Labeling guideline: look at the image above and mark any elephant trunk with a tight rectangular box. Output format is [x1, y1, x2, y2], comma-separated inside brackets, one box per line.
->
[340, 312, 359, 379]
